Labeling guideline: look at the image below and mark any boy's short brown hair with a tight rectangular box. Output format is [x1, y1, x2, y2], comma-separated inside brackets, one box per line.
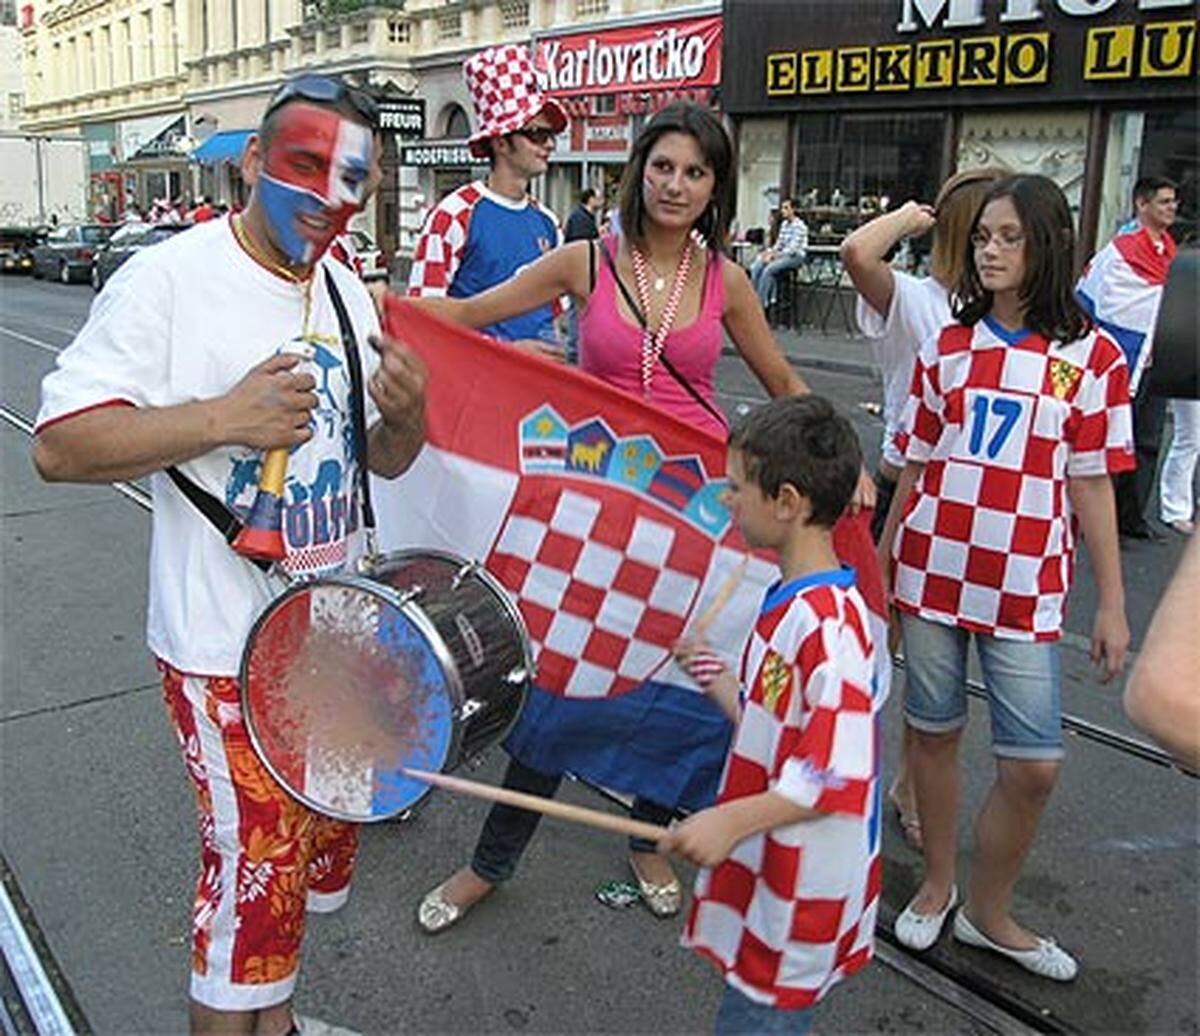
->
[728, 396, 862, 528]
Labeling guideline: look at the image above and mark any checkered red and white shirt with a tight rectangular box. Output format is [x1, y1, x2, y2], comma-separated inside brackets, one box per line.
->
[893, 317, 1134, 640]
[406, 182, 484, 298]
[682, 569, 881, 1010]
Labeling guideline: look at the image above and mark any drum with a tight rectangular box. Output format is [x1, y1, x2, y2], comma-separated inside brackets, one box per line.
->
[239, 549, 532, 822]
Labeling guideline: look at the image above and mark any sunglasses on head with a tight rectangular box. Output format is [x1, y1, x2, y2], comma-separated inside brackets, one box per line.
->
[510, 126, 558, 146]
[264, 74, 380, 130]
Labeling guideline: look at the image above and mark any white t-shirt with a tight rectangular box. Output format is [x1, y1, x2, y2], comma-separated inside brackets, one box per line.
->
[854, 271, 950, 469]
[36, 218, 382, 675]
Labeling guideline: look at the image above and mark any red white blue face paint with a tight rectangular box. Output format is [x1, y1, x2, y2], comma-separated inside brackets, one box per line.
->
[259, 104, 373, 265]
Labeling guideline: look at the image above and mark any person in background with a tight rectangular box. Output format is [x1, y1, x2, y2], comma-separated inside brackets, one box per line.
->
[190, 196, 216, 223]
[400, 100, 841, 938]
[565, 187, 602, 243]
[749, 197, 808, 312]
[841, 166, 1006, 849]
[878, 175, 1132, 981]
[407, 43, 565, 355]
[1123, 534, 1200, 769]
[1077, 176, 1179, 541]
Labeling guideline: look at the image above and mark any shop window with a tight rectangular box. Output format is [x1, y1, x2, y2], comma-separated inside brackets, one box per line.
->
[574, 0, 608, 16]
[793, 112, 949, 249]
[351, 21, 368, 44]
[500, 0, 528, 29]
[387, 18, 410, 43]
[443, 103, 470, 139]
[436, 10, 461, 40]
[591, 94, 616, 115]
[1100, 106, 1196, 248]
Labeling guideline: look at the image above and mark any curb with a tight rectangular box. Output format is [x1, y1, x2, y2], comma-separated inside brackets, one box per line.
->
[720, 345, 877, 379]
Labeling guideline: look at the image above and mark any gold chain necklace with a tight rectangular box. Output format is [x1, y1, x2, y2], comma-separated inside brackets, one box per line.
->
[231, 214, 314, 331]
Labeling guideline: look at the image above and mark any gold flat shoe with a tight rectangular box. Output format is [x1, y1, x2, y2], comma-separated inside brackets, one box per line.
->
[417, 880, 479, 935]
[629, 858, 682, 918]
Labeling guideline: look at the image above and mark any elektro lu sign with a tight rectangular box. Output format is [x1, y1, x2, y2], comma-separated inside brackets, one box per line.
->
[726, 0, 1198, 112]
[766, 19, 1194, 94]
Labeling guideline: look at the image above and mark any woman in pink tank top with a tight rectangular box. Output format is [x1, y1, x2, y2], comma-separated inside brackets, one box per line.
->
[399, 102, 872, 936]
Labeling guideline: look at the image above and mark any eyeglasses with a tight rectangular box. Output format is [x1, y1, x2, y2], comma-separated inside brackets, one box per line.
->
[970, 229, 1026, 251]
[264, 74, 380, 130]
[511, 126, 558, 146]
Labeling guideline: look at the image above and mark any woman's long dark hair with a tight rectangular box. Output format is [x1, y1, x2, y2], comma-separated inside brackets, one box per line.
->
[617, 101, 733, 252]
[954, 174, 1090, 343]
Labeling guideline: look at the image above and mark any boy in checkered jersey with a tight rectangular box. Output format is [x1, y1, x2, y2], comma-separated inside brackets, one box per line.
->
[669, 395, 880, 1034]
[877, 175, 1134, 981]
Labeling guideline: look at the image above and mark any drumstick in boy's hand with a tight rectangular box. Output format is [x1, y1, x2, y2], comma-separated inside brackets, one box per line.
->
[403, 767, 668, 842]
[692, 557, 749, 639]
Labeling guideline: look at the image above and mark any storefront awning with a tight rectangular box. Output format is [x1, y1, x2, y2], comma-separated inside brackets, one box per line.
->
[192, 130, 253, 165]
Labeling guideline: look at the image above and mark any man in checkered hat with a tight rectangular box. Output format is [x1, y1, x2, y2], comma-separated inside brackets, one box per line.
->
[407, 43, 567, 351]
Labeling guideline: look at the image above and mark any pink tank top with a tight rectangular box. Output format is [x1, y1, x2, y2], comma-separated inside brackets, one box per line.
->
[578, 236, 727, 438]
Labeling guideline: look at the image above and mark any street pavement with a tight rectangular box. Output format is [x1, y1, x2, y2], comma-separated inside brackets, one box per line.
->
[1, 274, 1197, 1034]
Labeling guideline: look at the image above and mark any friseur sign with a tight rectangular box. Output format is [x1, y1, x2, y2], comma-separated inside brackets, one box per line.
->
[723, 0, 1198, 113]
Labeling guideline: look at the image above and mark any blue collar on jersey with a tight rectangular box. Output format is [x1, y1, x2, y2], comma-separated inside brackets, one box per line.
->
[761, 565, 856, 615]
[983, 314, 1032, 346]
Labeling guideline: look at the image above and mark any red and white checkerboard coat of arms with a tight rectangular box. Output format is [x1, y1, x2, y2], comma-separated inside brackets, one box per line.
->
[487, 477, 714, 699]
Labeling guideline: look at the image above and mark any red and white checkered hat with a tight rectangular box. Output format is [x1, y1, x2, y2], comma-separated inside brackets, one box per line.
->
[464, 44, 567, 158]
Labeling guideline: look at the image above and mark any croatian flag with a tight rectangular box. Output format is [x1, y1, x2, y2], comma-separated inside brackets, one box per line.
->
[372, 299, 888, 810]
[1076, 224, 1176, 394]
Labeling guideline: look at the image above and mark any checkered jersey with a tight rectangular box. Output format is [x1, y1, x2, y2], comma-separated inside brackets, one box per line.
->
[682, 573, 881, 1010]
[407, 182, 483, 298]
[486, 480, 710, 698]
[893, 320, 1134, 640]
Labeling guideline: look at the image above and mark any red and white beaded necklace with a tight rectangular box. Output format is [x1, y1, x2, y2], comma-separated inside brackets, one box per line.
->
[629, 239, 693, 396]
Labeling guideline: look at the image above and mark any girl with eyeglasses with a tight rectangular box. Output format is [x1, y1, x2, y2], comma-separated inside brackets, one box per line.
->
[876, 175, 1134, 980]
[842, 166, 1006, 852]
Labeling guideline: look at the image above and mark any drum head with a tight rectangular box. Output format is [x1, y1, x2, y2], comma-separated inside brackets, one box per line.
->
[241, 577, 456, 822]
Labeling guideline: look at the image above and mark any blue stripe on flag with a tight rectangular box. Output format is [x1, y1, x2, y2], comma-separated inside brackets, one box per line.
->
[503, 681, 733, 812]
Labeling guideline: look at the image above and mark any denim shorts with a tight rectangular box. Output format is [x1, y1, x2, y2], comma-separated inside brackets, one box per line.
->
[714, 984, 815, 1035]
[900, 613, 1064, 760]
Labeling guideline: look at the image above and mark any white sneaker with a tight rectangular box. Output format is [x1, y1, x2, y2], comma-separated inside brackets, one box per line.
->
[894, 885, 957, 951]
[952, 909, 1078, 982]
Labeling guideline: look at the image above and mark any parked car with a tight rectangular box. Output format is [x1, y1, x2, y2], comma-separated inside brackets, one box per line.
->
[92, 222, 190, 291]
[0, 226, 47, 275]
[31, 224, 115, 283]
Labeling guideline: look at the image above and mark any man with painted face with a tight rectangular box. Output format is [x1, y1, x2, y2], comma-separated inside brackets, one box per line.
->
[407, 44, 566, 354]
[33, 74, 426, 1035]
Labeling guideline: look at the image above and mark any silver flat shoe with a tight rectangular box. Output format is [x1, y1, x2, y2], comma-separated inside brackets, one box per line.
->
[629, 858, 682, 918]
[417, 879, 478, 935]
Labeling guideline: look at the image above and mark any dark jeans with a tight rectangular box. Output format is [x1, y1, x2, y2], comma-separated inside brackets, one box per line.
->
[470, 756, 678, 884]
[870, 467, 899, 544]
[1114, 377, 1167, 530]
[714, 984, 816, 1035]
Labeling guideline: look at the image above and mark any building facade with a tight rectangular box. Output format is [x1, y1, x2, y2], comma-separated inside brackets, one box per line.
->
[722, 0, 1198, 264]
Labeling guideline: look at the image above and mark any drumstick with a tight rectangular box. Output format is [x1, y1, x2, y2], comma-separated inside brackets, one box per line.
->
[692, 556, 749, 639]
[403, 767, 668, 843]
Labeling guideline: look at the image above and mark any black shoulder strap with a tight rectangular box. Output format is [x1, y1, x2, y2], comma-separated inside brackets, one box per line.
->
[588, 238, 597, 295]
[162, 467, 273, 572]
[323, 267, 375, 533]
[598, 238, 727, 431]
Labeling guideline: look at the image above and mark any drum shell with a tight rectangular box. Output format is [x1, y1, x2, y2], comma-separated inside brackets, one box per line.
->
[370, 549, 531, 762]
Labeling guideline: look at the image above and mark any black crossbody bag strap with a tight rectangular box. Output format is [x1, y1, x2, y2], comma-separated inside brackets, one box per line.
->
[323, 268, 375, 533]
[598, 239, 728, 430]
[163, 268, 375, 571]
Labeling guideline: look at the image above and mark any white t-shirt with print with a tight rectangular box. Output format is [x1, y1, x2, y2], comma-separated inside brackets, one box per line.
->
[855, 272, 950, 469]
[36, 218, 382, 675]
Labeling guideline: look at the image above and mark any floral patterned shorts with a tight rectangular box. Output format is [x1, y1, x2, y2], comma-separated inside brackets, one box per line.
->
[159, 660, 359, 1011]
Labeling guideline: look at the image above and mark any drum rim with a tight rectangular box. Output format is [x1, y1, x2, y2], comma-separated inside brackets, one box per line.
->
[238, 572, 462, 824]
[376, 548, 536, 682]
